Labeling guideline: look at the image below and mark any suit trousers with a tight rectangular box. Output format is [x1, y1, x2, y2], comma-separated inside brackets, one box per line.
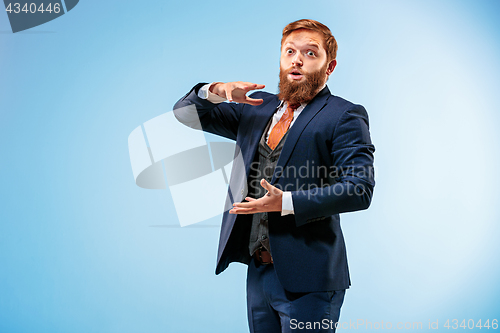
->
[246, 258, 345, 333]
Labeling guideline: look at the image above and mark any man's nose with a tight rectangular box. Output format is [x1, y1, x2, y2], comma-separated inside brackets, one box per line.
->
[292, 53, 303, 66]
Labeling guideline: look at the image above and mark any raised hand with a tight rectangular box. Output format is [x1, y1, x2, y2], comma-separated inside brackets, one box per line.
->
[210, 81, 266, 105]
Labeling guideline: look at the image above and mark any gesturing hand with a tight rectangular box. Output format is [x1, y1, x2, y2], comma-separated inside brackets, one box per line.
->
[229, 179, 282, 214]
[210, 81, 266, 105]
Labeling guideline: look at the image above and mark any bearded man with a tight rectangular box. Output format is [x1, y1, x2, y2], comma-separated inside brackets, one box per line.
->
[173, 19, 375, 333]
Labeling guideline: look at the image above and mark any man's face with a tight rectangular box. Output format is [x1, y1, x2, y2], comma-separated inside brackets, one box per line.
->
[278, 29, 336, 104]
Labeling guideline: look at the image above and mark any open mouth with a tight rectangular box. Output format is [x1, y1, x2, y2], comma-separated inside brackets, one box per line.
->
[288, 69, 303, 80]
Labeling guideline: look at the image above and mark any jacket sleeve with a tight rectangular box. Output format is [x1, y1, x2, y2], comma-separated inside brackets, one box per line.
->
[173, 83, 243, 141]
[291, 105, 376, 227]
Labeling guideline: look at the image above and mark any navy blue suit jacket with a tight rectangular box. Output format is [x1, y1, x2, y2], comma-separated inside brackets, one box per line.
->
[174, 83, 375, 293]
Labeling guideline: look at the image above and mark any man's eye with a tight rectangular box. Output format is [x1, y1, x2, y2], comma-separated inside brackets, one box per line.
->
[286, 49, 293, 54]
[307, 51, 316, 56]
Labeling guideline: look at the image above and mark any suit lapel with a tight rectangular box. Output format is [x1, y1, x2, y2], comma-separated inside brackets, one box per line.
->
[271, 86, 331, 184]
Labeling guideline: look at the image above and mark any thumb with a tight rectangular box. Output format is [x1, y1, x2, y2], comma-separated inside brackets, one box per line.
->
[260, 179, 272, 192]
[245, 96, 264, 106]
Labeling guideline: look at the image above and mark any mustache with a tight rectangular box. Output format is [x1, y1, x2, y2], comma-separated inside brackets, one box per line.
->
[285, 67, 310, 76]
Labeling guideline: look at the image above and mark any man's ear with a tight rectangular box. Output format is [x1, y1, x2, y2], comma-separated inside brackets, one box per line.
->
[326, 59, 337, 75]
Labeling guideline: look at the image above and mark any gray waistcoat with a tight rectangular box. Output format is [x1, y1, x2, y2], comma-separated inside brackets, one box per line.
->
[248, 121, 290, 256]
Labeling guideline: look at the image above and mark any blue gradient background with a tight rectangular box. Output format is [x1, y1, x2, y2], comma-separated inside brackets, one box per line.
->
[1, 0, 499, 332]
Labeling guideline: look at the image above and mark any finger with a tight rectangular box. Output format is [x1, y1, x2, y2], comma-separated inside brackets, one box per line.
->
[261, 178, 281, 196]
[229, 208, 252, 214]
[225, 84, 233, 102]
[233, 201, 259, 208]
[239, 82, 253, 90]
[260, 179, 271, 191]
[230, 207, 257, 214]
[245, 197, 257, 202]
[244, 83, 265, 90]
[245, 97, 264, 106]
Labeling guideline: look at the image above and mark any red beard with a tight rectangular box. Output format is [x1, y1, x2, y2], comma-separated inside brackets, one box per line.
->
[278, 64, 327, 105]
